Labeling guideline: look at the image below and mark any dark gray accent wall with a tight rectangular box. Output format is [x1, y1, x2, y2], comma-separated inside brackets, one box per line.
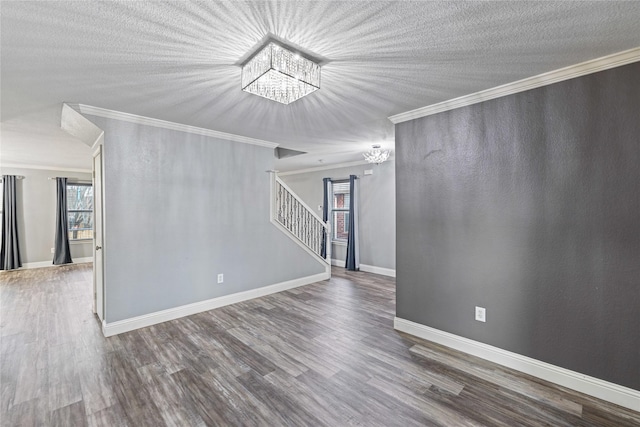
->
[395, 62, 640, 391]
[86, 116, 325, 323]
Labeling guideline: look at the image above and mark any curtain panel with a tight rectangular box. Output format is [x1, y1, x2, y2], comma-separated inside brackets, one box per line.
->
[321, 177, 331, 259]
[53, 177, 73, 265]
[345, 175, 359, 271]
[0, 175, 22, 270]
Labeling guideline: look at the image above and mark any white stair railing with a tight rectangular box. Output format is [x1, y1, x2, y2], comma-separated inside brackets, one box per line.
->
[269, 171, 331, 264]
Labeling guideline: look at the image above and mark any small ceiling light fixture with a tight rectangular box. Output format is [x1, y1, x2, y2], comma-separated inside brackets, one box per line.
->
[241, 42, 320, 105]
[364, 145, 390, 165]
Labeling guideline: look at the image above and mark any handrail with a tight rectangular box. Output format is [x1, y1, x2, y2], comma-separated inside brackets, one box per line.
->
[275, 176, 327, 227]
[269, 171, 331, 263]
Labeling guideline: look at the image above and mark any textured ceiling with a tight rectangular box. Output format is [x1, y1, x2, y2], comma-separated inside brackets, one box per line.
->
[1, 1, 640, 171]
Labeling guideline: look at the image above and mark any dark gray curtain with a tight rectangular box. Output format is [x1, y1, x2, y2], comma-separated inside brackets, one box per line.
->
[53, 177, 73, 265]
[0, 175, 22, 270]
[321, 177, 331, 258]
[345, 175, 359, 271]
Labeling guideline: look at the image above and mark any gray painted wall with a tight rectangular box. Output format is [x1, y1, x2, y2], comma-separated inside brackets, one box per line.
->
[280, 161, 396, 270]
[0, 167, 93, 264]
[395, 62, 640, 391]
[86, 116, 325, 323]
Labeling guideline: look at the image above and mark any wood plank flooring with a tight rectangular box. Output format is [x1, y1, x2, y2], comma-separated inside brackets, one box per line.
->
[1, 264, 639, 426]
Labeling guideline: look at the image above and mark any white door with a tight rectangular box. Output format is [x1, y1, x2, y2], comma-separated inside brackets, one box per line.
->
[93, 148, 104, 321]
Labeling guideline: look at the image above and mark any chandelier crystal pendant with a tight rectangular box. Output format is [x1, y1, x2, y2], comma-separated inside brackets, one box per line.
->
[364, 145, 390, 164]
[241, 43, 320, 105]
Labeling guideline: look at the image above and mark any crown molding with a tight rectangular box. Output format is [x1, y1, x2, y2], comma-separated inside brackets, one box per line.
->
[73, 104, 280, 149]
[278, 158, 395, 176]
[0, 163, 92, 174]
[389, 46, 640, 124]
[61, 103, 104, 149]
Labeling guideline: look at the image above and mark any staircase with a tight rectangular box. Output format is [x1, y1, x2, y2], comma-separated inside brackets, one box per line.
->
[269, 172, 331, 268]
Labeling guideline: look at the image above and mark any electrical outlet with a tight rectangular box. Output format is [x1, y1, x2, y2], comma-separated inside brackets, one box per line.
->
[475, 306, 486, 322]
[217, 274, 224, 284]
[51, 248, 55, 254]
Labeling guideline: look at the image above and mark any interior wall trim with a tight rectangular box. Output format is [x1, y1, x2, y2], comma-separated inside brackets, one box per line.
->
[360, 263, 396, 277]
[389, 46, 640, 124]
[270, 220, 331, 272]
[0, 163, 92, 174]
[71, 104, 280, 149]
[331, 258, 346, 268]
[102, 271, 330, 337]
[7, 257, 94, 271]
[331, 259, 396, 277]
[278, 160, 374, 176]
[394, 317, 640, 412]
[61, 103, 104, 150]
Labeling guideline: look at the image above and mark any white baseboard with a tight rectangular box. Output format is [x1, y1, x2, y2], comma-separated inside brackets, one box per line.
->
[19, 261, 53, 269]
[16, 257, 93, 270]
[102, 271, 330, 337]
[394, 317, 640, 412]
[331, 259, 396, 277]
[360, 263, 396, 277]
[331, 258, 345, 268]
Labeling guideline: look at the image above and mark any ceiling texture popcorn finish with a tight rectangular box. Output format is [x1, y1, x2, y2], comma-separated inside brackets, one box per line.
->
[1, 1, 640, 171]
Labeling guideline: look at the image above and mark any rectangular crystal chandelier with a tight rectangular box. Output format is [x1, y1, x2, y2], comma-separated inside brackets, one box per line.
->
[242, 43, 320, 105]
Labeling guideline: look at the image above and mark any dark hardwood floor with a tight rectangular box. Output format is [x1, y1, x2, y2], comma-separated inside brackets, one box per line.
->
[1, 264, 638, 426]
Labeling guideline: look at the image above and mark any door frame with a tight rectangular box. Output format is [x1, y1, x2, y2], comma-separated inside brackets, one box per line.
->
[92, 144, 105, 321]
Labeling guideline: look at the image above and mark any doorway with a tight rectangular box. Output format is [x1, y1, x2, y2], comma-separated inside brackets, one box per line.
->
[93, 146, 104, 321]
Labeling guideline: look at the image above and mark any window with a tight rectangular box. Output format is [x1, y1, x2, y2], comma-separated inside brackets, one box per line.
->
[67, 183, 93, 240]
[331, 181, 350, 242]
